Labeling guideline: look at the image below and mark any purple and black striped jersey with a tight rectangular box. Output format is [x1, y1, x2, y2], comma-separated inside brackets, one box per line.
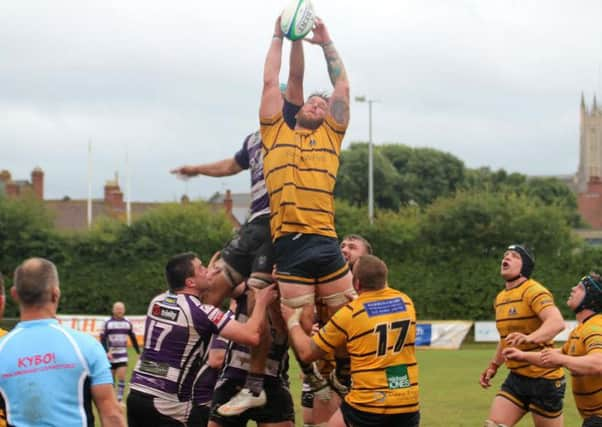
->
[130, 292, 233, 402]
[192, 335, 228, 406]
[100, 316, 139, 364]
[234, 131, 270, 222]
[220, 291, 289, 382]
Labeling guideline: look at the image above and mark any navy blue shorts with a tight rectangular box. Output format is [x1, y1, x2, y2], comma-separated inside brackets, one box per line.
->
[341, 400, 420, 427]
[498, 372, 566, 418]
[273, 233, 348, 285]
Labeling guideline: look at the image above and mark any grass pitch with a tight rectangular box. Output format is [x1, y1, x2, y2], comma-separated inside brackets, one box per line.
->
[114, 345, 582, 426]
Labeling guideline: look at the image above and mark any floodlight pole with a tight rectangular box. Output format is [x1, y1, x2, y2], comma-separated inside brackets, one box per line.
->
[355, 96, 376, 224]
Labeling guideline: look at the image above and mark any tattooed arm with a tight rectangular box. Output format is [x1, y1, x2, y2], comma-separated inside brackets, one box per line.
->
[306, 18, 350, 126]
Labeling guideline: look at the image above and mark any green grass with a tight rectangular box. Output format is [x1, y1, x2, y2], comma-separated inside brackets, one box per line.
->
[108, 346, 582, 427]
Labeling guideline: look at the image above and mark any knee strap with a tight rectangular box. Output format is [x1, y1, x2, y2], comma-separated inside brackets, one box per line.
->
[319, 288, 358, 307]
[247, 274, 274, 290]
[215, 259, 243, 289]
[281, 293, 315, 308]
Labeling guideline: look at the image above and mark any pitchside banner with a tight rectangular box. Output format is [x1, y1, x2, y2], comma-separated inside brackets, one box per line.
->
[58, 315, 473, 349]
[415, 321, 473, 349]
[475, 320, 579, 342]
[57, 315, 146, 344]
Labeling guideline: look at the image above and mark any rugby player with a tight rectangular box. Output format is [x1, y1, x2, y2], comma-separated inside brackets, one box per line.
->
[170, 44, 303, 414]
[126, 252, 277, 427]
[504, 273, 602, 427]
[260, 15, 355, 403]
[210, 279, 294, 427]
[282, 255, 420, 427]
[100, 301, 140, 402]
[480, 244, 566, 427]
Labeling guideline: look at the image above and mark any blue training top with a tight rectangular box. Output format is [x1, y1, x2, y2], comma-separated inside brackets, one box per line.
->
[0, 318, 113, 427]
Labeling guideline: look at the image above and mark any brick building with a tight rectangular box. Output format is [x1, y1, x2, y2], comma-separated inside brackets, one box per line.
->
[0, 168, 241, 231]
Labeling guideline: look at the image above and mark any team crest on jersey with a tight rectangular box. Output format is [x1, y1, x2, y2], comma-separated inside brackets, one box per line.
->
[309, 139, 317, 147]
[152, 304, 179, 322]
[508, 307, 517, 316]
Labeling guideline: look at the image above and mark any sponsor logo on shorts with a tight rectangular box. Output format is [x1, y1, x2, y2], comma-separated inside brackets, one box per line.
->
[152, 304, 179, 322]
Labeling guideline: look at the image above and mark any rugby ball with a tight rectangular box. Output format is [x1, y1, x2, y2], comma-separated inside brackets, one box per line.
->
[280, 0, 315, 41]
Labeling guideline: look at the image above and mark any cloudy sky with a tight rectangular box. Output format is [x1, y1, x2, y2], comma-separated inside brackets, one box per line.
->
[2, 0, 601, 202]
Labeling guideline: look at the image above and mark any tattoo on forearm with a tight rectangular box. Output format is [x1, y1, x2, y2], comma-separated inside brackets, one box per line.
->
[331, 98, 349, 124]
[322, 43, 347, 87]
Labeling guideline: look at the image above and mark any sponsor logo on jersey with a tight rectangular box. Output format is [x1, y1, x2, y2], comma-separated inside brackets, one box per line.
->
[208, 309, 224, 326]
[508, 307, 517, 316]
[386, 364, 410, 389]
[152, 304, 179, 322]
[164, 296, 177, 305]
[364, 298, 407, 317]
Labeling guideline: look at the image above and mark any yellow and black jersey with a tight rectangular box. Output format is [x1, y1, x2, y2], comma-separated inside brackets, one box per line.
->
[495, 279, 563, 379]
[312, 287, 419, 414]
[260, 111, 346, 240]
[562, 314, 602, 419]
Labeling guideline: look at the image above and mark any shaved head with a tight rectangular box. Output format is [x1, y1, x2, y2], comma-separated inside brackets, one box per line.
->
[13, 258, 59, 307]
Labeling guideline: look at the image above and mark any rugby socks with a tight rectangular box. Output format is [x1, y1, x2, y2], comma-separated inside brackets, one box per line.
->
[245, 373, 265, 397]
[117, 380, 125, 402]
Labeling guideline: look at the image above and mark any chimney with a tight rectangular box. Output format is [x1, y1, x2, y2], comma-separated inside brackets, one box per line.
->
[224, 189, 233, 214]
[0, 170, 11, 184]
[31, 167, 44, 200]
[6, 181, 19, 198]
[104, 173, 124, 211]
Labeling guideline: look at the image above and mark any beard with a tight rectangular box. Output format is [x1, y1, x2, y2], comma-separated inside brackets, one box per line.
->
[296, 111, 324, 130]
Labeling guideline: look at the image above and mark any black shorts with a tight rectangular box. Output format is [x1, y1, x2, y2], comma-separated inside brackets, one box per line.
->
[126, 390, 187, 427]
[209, 377, 295, 427]
[273, 233, 348, 284]
[498, 372, 566, 418]
[111, 362, 128, 370]
[341, 400, 420, 427]
[584, 416, 602, 427]
[188, 404, 210, 427]
[581, 415, 602, 427]
[221, 215, 273, 278]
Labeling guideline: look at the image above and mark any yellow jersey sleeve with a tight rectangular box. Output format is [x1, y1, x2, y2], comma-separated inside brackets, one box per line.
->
[260, 111, 285, 150]
[323, 115, 347, 154]
[312, 304, 352, 353]
[525, 283, 555, 314]
[582, 322, 602, 353]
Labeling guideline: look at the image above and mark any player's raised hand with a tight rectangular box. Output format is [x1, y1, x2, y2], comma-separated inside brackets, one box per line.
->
[170, 166, 196, 178]
[274, 15, 283, 38]
[305, 17, 331, 46]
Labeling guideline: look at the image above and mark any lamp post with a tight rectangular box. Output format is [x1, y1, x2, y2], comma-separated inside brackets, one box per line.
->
[355, 96, 375, 224]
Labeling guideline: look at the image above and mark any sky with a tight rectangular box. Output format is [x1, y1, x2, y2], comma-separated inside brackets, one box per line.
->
[2, 0, 602, 202]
